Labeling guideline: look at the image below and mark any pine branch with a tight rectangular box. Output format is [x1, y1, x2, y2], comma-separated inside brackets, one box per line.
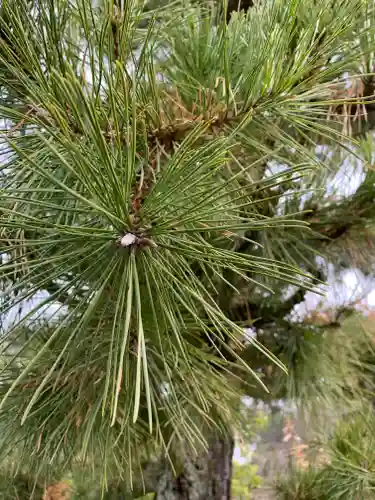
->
[307, 170, 375, 242]
[1, 0, 375, 486]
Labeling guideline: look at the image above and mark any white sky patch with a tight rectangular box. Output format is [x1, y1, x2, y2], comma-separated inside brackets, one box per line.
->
[293, 266, 375, 319]
[326, 154, 365, 199]
[1, 291, 68, 333]
[367, 289, 375, 307]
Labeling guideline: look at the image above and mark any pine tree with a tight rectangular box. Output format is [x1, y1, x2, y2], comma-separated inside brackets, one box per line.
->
[1, 0, 375, 498]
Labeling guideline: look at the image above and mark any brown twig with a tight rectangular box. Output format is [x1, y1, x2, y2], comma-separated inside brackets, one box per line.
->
[131, 157, 158, 214]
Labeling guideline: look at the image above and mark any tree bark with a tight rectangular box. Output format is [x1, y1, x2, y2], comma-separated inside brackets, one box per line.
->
[154, 436, 235, 500]
[226, 0, 254, 23]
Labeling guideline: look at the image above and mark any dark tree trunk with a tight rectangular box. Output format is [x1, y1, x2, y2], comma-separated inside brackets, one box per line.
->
[226, 0, 254, 23]
[154, 436, 235, 500]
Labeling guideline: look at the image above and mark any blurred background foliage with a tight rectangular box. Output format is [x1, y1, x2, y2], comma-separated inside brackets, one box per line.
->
[1, 0, 375, 498]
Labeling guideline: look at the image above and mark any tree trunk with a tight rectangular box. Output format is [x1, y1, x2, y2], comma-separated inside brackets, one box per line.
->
[154, 436, 234, 500]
